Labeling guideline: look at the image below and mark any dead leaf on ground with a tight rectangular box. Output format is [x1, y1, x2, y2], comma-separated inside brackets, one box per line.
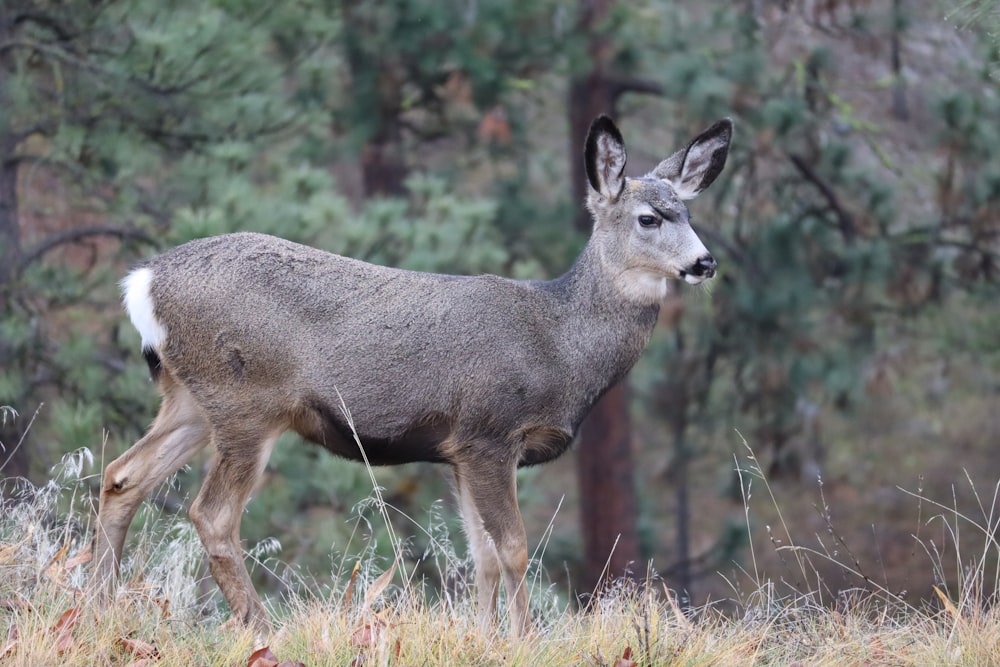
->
[934, 585, 961, 623]
[41, 541, 71, 583]
[64, 545, 93, 570]
[154, 596, 170, 618]
[51, 607, 81, 653]
[360, 557, 398, 615]
[612, 645, 637, 667]
[243, 644, 306, 667]
[246, 646, 279, 667]
[343, 560, 361, 608]
[350, 618, 387, 649]
[0, 544, 20, 566]
[119, 579, 171, 619]
[117, 636, 159, 660]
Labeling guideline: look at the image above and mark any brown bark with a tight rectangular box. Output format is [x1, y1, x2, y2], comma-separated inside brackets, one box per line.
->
[0, 420, 30, 483]
[360, 132, 408, 198]
[0, 151, 18, 289]
[569, 74, 617, 232]
[568, 5, 638, 593]
[568, 0, 615, 233]
[0, 59, 29, 485]
[0, 61, 20, 290]
[568, 0, 651, 594]
[341, 0, 408, 198]
[890, 0, 908, 121]
[576, 383, 640, 590]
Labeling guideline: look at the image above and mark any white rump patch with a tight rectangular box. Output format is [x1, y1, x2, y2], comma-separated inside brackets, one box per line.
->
[121, 267, 167, 351]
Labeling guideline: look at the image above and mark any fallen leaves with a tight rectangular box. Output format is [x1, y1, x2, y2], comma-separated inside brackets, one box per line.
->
[116, 636, 160, 660]
[350, 618, 386, 649]
[588, 644, 638, 667]
[41, 542, 71, 584]
[64, 545, 93, 570]
[612, 645, 637, 667]
[51, 607, 81, 654]
[244, 646, 305, 667]
[40, 541, 91, 588]
[0, 559, 414, 667]
[0, 604, 165, 665]
[346, 559, 403, 667]
[933, 585, 960, 623]
[0, 544, 20, 567]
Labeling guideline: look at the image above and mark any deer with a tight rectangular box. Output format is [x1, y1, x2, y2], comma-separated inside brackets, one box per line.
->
[91, 114, 732, 638]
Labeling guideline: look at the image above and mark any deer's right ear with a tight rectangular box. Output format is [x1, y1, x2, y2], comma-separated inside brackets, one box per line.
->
[585, 115, 627, 202]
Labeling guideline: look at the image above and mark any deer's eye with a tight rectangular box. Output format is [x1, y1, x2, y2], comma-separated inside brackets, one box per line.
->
[638, 214, 659, 228]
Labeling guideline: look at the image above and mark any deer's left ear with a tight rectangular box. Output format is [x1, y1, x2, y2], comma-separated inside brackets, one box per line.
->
[651, 118, 733, 200]
[585, 115, 628, 202]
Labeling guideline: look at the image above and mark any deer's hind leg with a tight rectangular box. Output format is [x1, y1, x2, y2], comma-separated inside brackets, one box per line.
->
[188, 423, 281, 632]
[93, 373, 212, 594]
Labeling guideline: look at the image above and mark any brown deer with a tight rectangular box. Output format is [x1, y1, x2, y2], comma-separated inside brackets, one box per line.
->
[92, 115, 732, 637]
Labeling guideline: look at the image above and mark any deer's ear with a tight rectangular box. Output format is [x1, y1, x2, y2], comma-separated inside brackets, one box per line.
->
[585, 115, 627, 202]
[651, 118, 733, 200]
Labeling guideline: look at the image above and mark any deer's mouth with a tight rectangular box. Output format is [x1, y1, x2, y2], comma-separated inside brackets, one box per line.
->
[679, 270, 714, 285]
[678, 254, 717, 284]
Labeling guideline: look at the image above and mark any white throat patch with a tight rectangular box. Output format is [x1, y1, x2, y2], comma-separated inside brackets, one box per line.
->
[615, 269, 669, 305]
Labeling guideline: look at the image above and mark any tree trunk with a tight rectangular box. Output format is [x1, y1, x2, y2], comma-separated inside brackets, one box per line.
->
[341, 0, 408, 198]
[0, 56, 30, 486]
[890, 0, 908, 121]
[0, 53, 21, 290]
[568, 0, 615, 233]
[568, 0, 643, 595]
[0, 145, 18, 289]
[359, 126, 408, 197]
[576, 382, 640, 590]
[569, 74, 615, 233]
[0, 420, 30, 484]
[671, 401, 692, 600]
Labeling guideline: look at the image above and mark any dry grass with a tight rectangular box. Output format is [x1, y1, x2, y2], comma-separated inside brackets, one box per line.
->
[2, 446, 1000, 666]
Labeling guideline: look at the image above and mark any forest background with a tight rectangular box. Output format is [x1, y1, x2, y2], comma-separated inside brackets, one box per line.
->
[1, 0, 998, 618]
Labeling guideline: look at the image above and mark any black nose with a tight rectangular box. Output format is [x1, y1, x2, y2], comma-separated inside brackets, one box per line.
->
[690, 254, 717, 278]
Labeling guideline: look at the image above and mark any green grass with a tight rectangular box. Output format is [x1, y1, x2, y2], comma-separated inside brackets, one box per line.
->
[2, 447, 1000, 666]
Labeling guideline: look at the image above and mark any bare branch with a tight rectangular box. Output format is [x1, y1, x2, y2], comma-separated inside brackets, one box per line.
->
[608, 75, 664, 100]
[788, 152, 856, 244]
[18, 224, 157, 272]
[12, 12, 78, 43]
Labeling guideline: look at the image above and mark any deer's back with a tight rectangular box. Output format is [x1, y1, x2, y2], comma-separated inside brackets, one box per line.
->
[143, 233, 583, 465]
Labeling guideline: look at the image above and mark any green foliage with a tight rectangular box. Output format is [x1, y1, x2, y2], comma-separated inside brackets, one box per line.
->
[341, 175, 508, 274]
[0, 0, 343, 473]
[337, 0, 571, 138]
[3, 0, 999, 606]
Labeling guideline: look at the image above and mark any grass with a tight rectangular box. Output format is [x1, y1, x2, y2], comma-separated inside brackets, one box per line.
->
[2, 442, 1000, 666]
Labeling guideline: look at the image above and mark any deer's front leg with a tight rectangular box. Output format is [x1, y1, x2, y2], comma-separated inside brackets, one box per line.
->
[455, 455, 530, 638]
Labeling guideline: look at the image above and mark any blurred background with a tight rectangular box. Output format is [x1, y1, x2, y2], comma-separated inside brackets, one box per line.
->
[1, 0, 998, 610]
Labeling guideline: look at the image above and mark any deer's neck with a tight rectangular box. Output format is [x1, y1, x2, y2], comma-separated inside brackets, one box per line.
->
[544, 240, 660, 384]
